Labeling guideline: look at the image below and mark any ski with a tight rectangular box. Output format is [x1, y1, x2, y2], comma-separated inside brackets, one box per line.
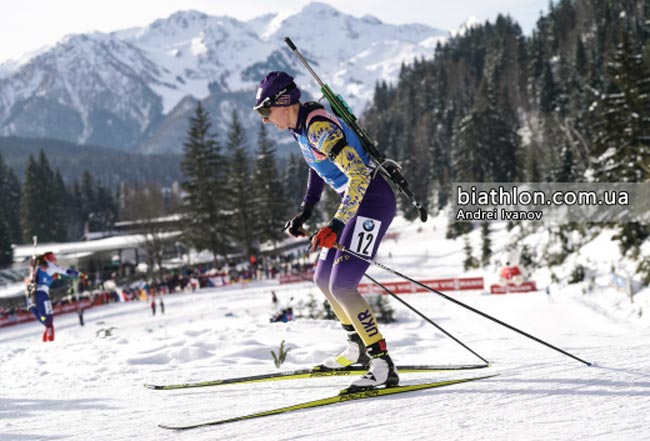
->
[159, 374, 498, 430]
[144, 363, 490, 390]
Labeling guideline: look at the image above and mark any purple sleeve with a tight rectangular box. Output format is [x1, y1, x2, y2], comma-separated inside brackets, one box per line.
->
[302, 168, 325, 208]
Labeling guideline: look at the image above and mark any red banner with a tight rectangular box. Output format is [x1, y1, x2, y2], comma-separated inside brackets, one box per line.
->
[0, 299, 94, 329]
[490, 281, 537, 294]
[279, 272, 314, 284]
[358, 277, 484, 294]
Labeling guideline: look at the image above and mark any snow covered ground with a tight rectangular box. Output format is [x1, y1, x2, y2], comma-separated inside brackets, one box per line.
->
[1, 214, 649, 441]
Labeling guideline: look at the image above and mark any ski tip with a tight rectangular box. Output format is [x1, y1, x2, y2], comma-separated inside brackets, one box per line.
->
[144, 384, 161, 390]
[476, 373, 500, 380]
[159, 424, 189, 431]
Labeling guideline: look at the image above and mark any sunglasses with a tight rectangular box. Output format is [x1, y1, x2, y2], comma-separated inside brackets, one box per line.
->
[254, 97, 273, 118]
[253, 82, 297, 118]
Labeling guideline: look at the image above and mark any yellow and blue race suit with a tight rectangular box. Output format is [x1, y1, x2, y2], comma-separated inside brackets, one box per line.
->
[291, 102, 396, 347]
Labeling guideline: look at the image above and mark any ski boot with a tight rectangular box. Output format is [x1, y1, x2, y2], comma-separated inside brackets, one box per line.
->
[341, 339, 399, 393]
[314, 324, 371, 371]
[42, 325, 55, 342]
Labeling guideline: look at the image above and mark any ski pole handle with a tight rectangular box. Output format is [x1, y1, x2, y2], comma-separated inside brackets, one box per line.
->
[284, 37, 297, 51]
[282, 220, 308, 237]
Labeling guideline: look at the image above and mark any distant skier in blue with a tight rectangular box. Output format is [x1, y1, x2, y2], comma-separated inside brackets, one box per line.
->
[254, 71, 398, 390]
[27, 252, 79, 342]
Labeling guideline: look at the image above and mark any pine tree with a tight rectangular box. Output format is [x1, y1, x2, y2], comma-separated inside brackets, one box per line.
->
[552, 144, 578, 181]
[0, 153, 21, 244]
[0, 154, 13, 267]
[39, 150, 66, 240]
[590, 27, 650, 255]
[453, 108, 486, 182]
[396, 83, 428, 219]
[540, 61, 558, 113]
[253, 122, 289, 245]
[225, 111, 257, 257]
[463, 236, 478, 270]
[79, 171, 97, 231]
[21, 151, 60, 242]
[64, 179, 83, 240]
[527, 152, 543, 182]
[452, 71, 520, 183]
[575, 37, 589, 78]
[180, 102, 230, 263]
[95, 183, 118, 233]
[76, 170, 116, 236]
[490, 94, 521, 182]
[52, 170, 70, 240]
[480, 223, 492, 266]
[0, 215, 12, 267]
[590, 30, 650, 182]
[520, 244, 534, 268]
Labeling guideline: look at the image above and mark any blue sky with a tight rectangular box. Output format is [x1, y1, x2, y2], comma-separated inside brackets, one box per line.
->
[0, 0, 549, 63]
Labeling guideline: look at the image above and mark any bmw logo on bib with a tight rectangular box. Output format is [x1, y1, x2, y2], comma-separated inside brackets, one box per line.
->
[352, 216, 382, 257]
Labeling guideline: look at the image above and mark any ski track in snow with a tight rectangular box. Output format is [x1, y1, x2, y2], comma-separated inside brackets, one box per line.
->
[1, 217, 649, 441]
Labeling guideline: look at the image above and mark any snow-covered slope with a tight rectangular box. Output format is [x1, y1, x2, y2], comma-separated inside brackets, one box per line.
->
[1, 214, 648, 440]
[0, 3, 448, 153]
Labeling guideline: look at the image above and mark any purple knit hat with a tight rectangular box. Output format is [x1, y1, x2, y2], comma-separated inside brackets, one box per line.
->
[254, 71, 301, 108]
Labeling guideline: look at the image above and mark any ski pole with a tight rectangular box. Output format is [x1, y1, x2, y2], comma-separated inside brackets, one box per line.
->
[363, 273, 490, 366]
[335, 244, 592, 366]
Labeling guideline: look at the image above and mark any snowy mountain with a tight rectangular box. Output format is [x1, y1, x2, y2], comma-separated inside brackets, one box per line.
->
[0, 3, 448, 154]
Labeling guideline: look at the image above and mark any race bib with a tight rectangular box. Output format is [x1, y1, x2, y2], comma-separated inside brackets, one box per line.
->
[44, 300, 53, 315]
[350, 216, 382, 257]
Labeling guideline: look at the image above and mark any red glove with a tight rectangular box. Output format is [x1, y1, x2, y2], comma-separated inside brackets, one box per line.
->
[311, 219, 345, 251]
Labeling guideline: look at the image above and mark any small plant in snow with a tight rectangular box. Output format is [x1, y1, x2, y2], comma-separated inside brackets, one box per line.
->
[569, 264, 586, 284]
[96, 327, 118, 338]
[371, 294, 396, 324]
[271, 340, 291, 368]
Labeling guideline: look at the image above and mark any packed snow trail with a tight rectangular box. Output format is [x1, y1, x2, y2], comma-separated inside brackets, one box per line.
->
[1, 280, 649, 441]
[2, 216, 649, 440]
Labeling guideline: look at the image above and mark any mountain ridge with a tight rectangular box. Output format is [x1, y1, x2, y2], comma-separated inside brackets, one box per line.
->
[0, 136, 182, 186]
[0, 3, 448, 154]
